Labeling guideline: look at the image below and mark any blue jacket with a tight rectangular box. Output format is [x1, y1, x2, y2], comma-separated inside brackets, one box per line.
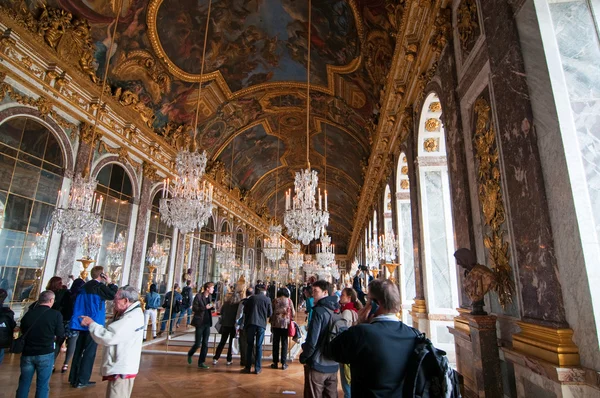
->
[145, 292, 161, 309]
[69, 279, 118, 332]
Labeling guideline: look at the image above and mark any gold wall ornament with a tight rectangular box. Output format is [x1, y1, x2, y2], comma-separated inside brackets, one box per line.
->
[79, 122, 101, 146]
[429, 7, 452, 54]
[405, 43, 418, 62]
[113, 88, 156, 127]
[142, 161, 158, 182]
[473, 97, 514, 308]
[111, 50, 172, 104]
[423, 137, 439, 152]
[401, 166, 409, 175]
[457, 0, 480, 53]
[425, 118, 441, 132]
[429, 101, 442, 112]
[400, 180, 409, 190]
[512, 321, 580, 366]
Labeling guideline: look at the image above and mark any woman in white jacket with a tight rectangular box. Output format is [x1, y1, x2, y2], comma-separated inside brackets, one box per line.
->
[79, 286, 145, 398]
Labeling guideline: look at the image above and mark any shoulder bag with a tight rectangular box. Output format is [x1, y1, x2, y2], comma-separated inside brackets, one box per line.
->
[287, 299, 296, 337]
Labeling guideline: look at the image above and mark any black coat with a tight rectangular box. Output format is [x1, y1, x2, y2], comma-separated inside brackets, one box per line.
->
[243, 293, 272, 329]
[191, 293, 213, 327]
[328, 319, 417, 397]
[299, 295, 340, 373]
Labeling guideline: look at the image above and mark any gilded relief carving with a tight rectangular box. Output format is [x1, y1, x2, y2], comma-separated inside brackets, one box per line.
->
[425, 118, 441, 132]
[473, 97, 515, 308]
[423, 137, 439, 152]
[457, 0, 480, 54]
[428, 101, 442, 113]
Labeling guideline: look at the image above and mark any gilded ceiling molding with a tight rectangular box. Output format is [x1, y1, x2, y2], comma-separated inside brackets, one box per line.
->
[473, 96, 515, 308]
[347, 1, 450, 257]
[146, 0, 362, 99]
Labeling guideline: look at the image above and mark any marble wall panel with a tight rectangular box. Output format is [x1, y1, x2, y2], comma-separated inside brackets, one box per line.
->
[478, 0, 567, 326]
[128, 175, 153, 290]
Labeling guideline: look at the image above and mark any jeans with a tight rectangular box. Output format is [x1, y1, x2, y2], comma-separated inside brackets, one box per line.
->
[340, 363, 351, 398]
[0, 348, 4, 364]
[245, 325, 265, 372]
[160, 309, 177, 333]
[68, 331, 97, 386]
[63, 333, 78, 366]
[214, 326, 236, 362]
[16, 352, 54, 398]
[272, 327, 289, 365]
[177, 307, 192, 326]
[188, 324, 211, 365]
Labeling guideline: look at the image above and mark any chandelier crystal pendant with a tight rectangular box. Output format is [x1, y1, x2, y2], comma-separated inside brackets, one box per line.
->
[107, 232, 127, 266]
[52, 174, 103, 239]
[316, 231, 335, 267]
[366, 239, 380, 269]
[284, 170, 329, 245]
[264, 225, 286, 262]
[159, 150, 214, 234]
[288, 243, 304, 270]
[82, 228, 103, 260]
[378, 232, 398, 263]
[29, 223, 51, 261]
[216, 234, 236, 268]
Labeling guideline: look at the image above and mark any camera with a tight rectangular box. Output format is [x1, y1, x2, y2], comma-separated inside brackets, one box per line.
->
[360, 265, 368, 271]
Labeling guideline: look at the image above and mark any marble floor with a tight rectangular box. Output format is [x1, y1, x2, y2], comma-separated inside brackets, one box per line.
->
[0, 328, 343, 397]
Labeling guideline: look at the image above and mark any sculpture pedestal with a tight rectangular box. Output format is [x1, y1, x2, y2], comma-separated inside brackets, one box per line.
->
[449, 313, 503, 397]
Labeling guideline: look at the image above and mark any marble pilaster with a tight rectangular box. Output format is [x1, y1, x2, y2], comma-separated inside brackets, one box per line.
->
[127, 163, 156, 290]
[478, 0, 567, 327]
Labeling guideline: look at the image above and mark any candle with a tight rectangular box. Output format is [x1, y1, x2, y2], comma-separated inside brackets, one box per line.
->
[325, 190, 328, 211]
[318, 188, 322, 210]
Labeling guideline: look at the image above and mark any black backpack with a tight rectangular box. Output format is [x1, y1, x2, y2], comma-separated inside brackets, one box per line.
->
[402, 329, 461, 398]
[0, 310, 15, 349]
[181, 287, 191, 308]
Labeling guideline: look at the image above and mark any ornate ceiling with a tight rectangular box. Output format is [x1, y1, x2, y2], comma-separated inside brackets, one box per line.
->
[6, 0, 402, 253]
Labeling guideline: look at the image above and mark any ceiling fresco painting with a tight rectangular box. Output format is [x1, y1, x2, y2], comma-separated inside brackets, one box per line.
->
[1, 0, 400, 253]
[215, 124, 284, 191]
[153, 0, 360, 91]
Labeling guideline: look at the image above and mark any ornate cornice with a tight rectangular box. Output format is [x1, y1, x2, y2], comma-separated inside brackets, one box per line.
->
[347, 0, 450, 257]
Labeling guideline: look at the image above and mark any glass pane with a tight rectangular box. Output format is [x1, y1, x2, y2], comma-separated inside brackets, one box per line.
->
[20, 120, 48, 159]
[0, 230, 26, 266]
[18, 151, 42, 167]
[117, 202, 131, 225]
[0, 266, 18, 301]
[424, 171, 452, 309]
[149, 214, 159, 233]
[44, 133, 63, 167]
[122, 174, 133, 197]
[0, 153, 15, 191]
[401, 203, 416, 301]
[109, 165, 125, 192]
[28, 201, 54, 234]
[36, 170, 61, 204]
[4, 194, 33, 232]
[97, 165, 111, 187]
[14, 267, 38, 301]
[11, 160, 40, 198]
[41, 161, 63, 176]
[22, 232, 47, 268]
[0, 118, 25, 148]
[103, 197, 119, 222]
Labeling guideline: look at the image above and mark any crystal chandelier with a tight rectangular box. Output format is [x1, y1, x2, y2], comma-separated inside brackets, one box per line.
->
[107, 232, 126, 266]
[288, 243, 303, 270]
[303, 254, 318, 274]
[216, 234, 236, 268]
[29, 223, 51, 261]
[82, 228, 102, 260]
[146, 241, 166, 267]
[284, 170, 329, 245]
[159, 150, 214, 234]
[52, 174, 103, 239]
[366, 239, 379, 269]
[378, 232, 398, 263]
[283, 0, 329, 245]
[264, 225, 286, 262]
[316, 231, 335, 267]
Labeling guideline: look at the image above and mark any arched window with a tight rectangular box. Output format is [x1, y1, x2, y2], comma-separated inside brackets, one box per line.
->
[373, 210, 378, 242]
[0, 117, 64, 302]
[255, 238, 262, 283]
[396, 152, 415, 324]
[94, 163, 133, 284]
[141, 190, 174, 295]
[236, 228, 244, 263]
[416, 93, 459, 352]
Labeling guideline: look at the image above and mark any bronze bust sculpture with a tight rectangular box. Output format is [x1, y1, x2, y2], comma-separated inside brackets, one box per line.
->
[454, 248, 497, 315]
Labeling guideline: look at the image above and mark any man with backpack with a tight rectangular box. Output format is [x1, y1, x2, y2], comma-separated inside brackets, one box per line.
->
[327, 279, 417, 397]
[299, 280, 340, 398]
[177, 281, 193, 328]
[0, 288, 16, 364]
[158, 283, 182, 336]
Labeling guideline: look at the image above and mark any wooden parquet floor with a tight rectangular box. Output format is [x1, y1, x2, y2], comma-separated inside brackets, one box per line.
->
[0, 339, 343, 397]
